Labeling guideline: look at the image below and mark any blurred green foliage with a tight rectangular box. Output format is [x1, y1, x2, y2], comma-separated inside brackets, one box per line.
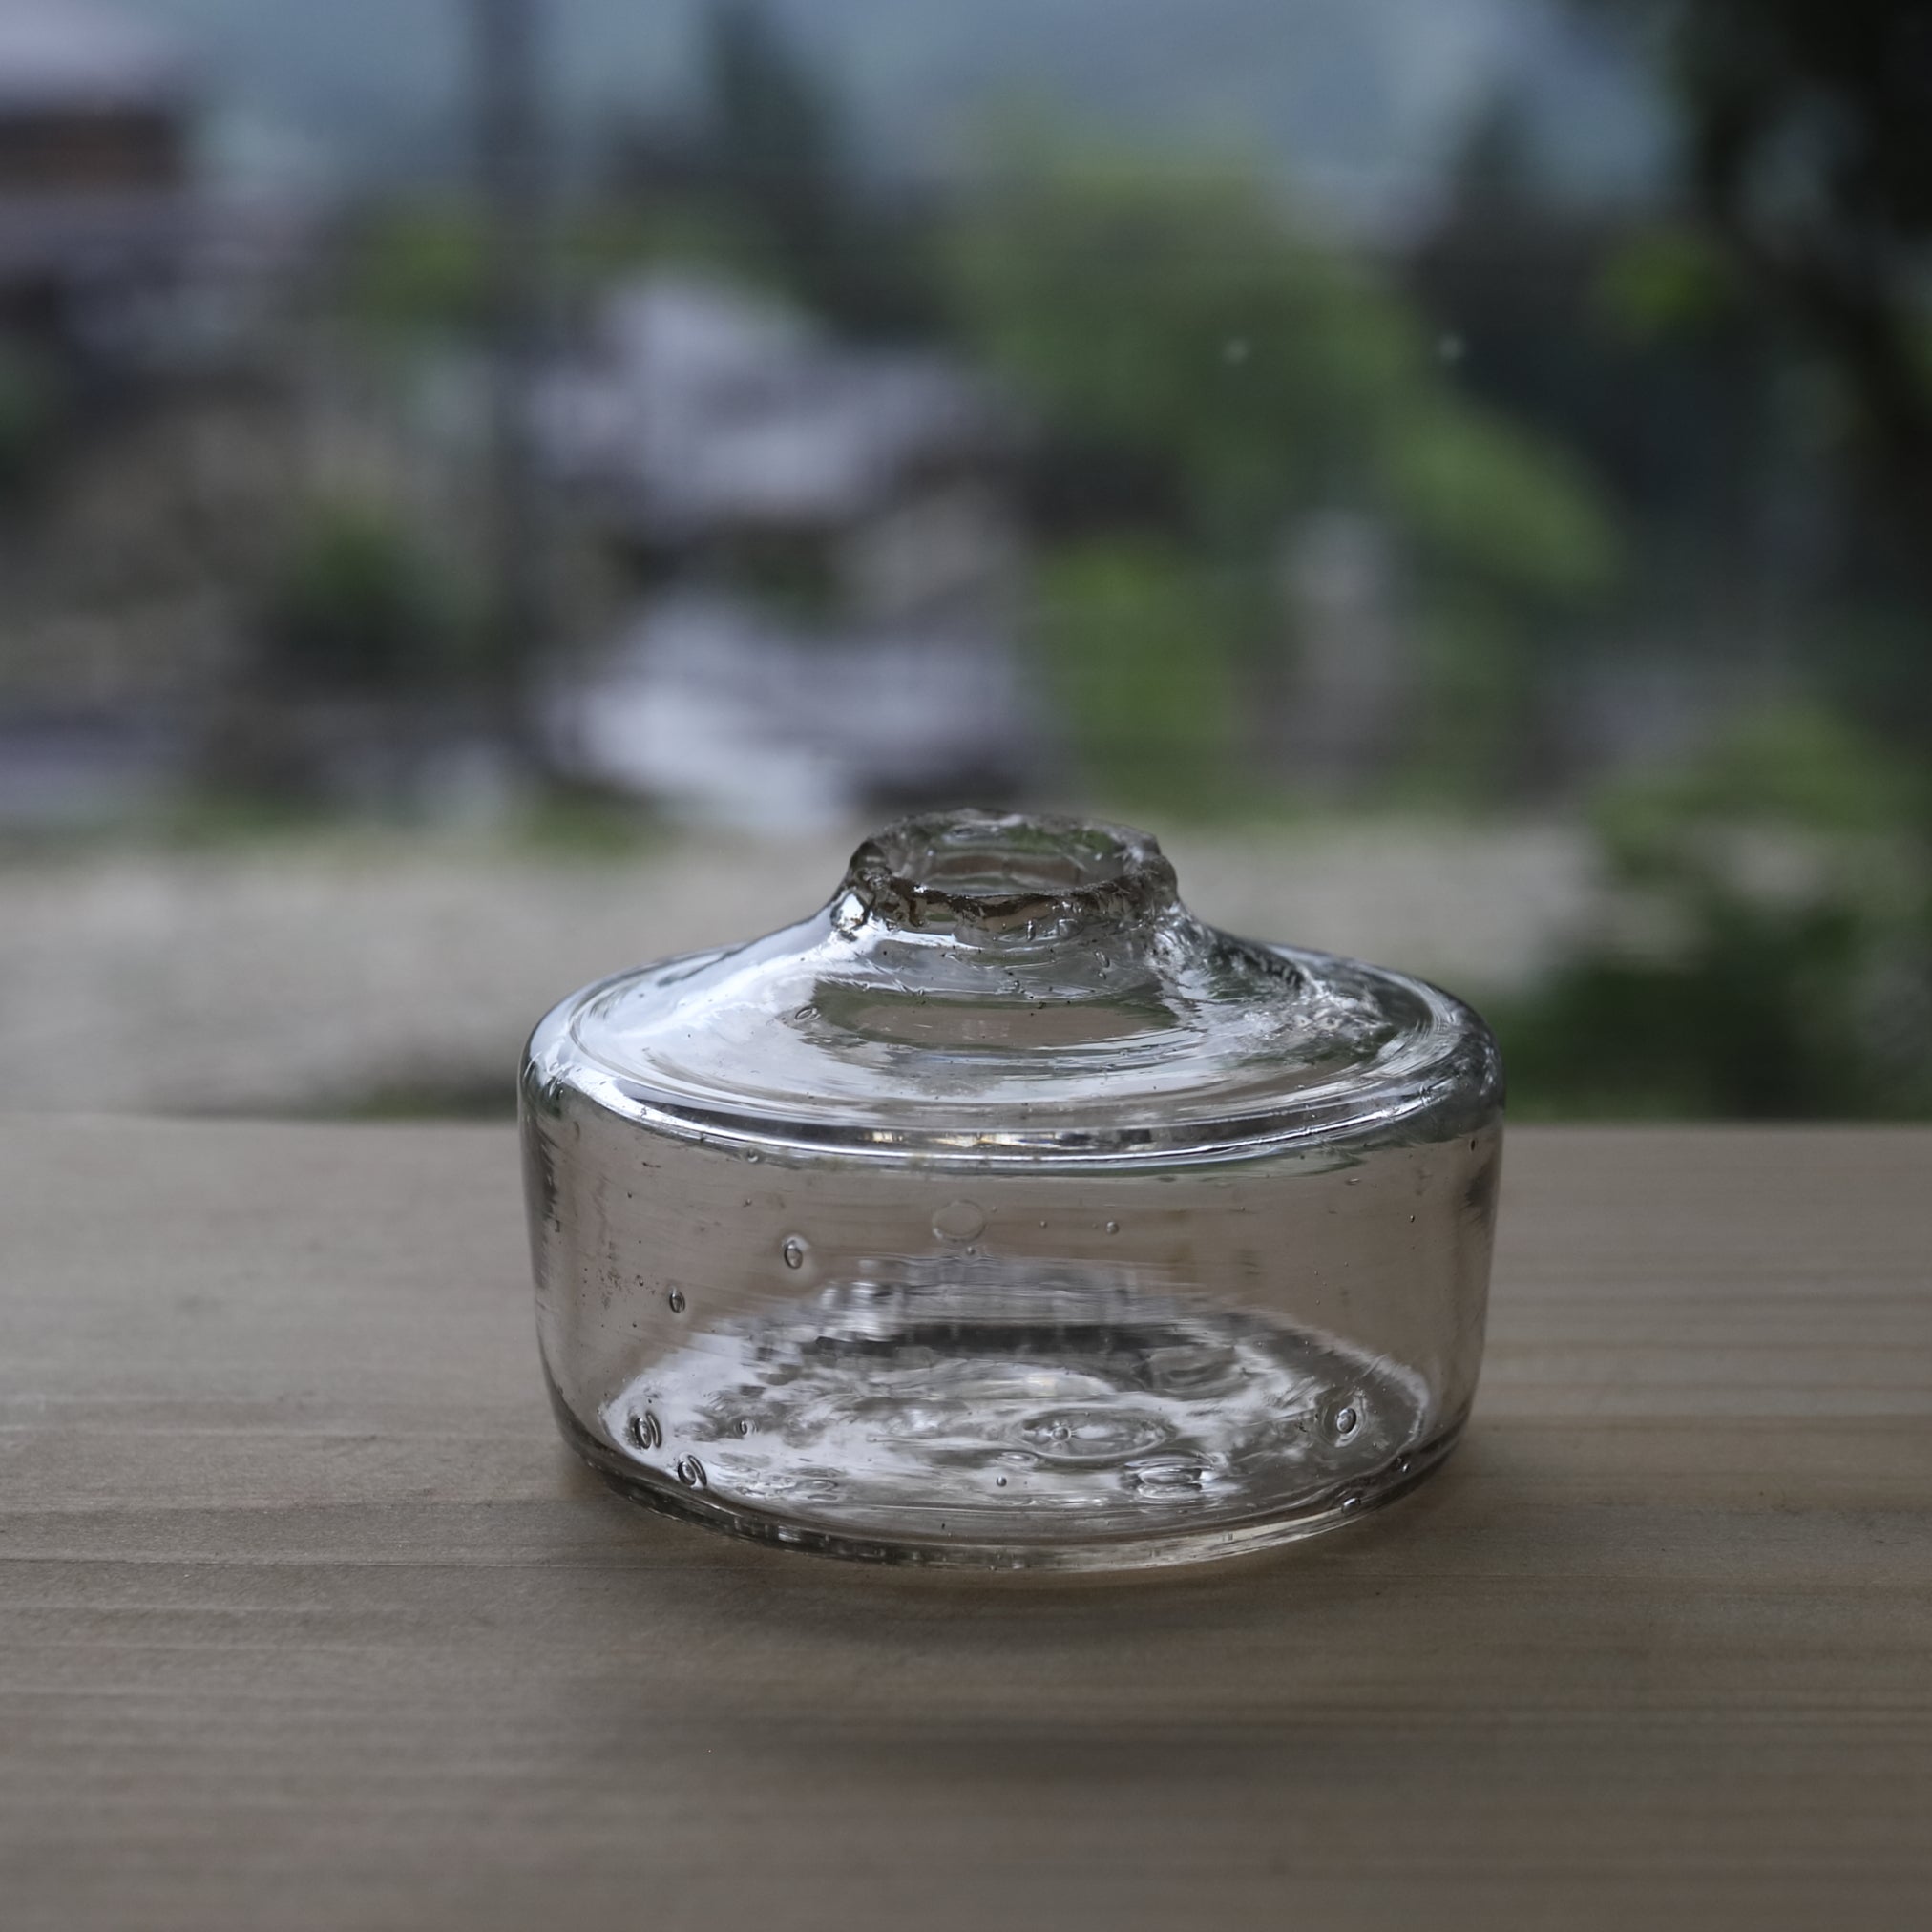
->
[1496, 704, 1932, 1118]
[944, 136, 1620, 808]
[947, 136, 1615, 579]
[1035, 541, 1250, 814]
[1594, 224, 1742, 343]
[0, 338, 66, 498]
[262, 495, 473, 689]
[346, 200, 491, 336]
[1595, 703, 1925, 862]
[1385, 405, 1617, 599]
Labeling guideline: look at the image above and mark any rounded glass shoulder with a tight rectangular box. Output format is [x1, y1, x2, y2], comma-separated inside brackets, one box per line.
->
[529, 808, 1501, 1163]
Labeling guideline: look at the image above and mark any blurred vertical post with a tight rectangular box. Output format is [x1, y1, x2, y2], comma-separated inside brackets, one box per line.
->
[471, 0, 551, 773]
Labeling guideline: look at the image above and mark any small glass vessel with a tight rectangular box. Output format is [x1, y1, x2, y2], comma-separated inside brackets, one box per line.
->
[521, 808, 1502, 1570]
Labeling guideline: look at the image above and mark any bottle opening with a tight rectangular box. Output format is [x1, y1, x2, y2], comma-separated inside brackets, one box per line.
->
[842, 808, 1177, 935]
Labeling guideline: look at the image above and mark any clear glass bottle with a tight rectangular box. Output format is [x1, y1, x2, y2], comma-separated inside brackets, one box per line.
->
[521, 809, 1502, 1570]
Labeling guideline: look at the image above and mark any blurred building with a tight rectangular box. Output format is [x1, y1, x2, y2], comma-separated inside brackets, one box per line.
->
[0, 2, 321, 827]
[538, 274, 1042, 825]
[0, 1, 305, 369]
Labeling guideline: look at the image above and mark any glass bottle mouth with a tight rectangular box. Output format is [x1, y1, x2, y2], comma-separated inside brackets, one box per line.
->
[839, 808, 1180, 938]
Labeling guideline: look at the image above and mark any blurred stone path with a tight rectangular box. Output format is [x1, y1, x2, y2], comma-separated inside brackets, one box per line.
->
[0, 821, 1596, 1113]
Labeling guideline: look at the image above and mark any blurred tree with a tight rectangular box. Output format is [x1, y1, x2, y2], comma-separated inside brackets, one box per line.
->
[1035, 540, 1250, 814]
[1416, 96, 1777, 574]
[702, 0, 846, 280]
[595, 0, 941, 333]
[346, 199, 491, 338]
[948, 136, 1617, 583]
[196, 495, 478, 804]
[1496, 703, 1932, 1117]
[262, 496, 467, 692]
[1593, 6, 1932, 646]
[1671, 4, 1932, 506]
[0, 338, 64, 502]
[946, 135, 1618, 801]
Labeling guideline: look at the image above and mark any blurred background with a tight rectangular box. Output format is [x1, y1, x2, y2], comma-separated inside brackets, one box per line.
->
[1, 0, 1928, 1122]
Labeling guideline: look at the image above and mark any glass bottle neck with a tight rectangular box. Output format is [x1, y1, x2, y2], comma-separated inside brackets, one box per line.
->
[833, 809, 1181, 950]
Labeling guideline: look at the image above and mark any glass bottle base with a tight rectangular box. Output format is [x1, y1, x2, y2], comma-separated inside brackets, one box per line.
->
[550, 1296, 1468, 1574]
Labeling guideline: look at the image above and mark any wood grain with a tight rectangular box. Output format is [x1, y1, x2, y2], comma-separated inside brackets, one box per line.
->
[2, 1120, 1928, 1931]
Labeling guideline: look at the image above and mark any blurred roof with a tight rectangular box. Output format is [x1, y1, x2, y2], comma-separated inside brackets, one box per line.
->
[541, 275, 1019, 539]
[545, 587, 1040, 826]
[0, 2, 194, 115]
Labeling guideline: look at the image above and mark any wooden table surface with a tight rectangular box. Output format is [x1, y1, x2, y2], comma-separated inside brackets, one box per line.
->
[2, 1120, 1928, 1931]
